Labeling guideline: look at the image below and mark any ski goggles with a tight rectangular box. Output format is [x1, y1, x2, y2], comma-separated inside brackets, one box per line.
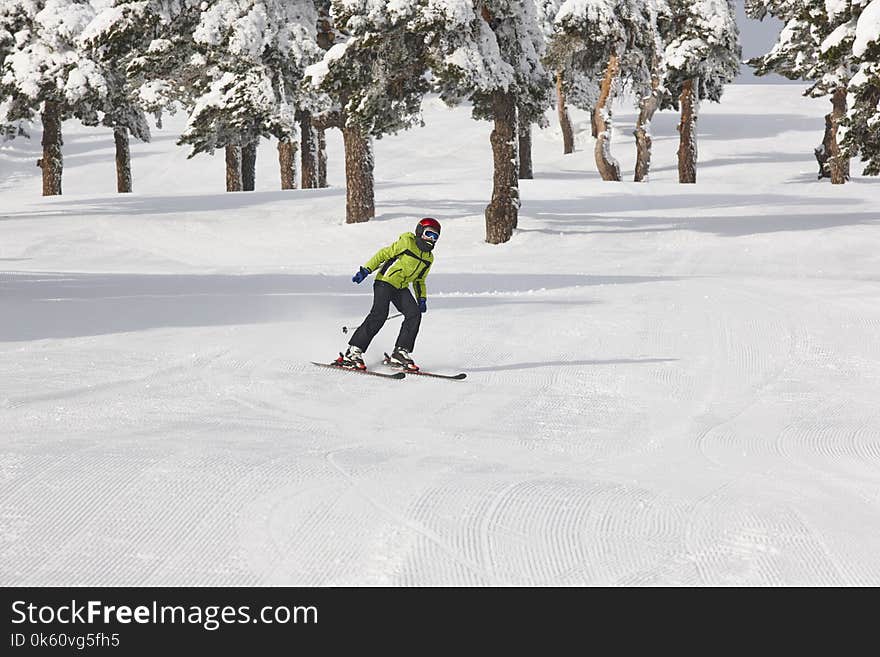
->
[423, 230, 440, 241]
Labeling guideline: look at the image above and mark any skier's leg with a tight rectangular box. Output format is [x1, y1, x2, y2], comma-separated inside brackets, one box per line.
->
[391, 287, 421, 352]
[349, 281, 394, 351]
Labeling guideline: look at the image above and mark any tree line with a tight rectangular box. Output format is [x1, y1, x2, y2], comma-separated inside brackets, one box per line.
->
[2, 1, 880, 244]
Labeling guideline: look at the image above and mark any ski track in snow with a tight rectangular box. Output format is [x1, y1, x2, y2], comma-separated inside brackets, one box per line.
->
[2, 86, 880, 585]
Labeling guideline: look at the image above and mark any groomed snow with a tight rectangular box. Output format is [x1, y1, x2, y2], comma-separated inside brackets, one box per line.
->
[1, 85, 879, 585]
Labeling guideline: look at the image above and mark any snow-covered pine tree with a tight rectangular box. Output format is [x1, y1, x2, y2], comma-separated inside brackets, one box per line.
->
[178, 0, 323, 192]
[664, 0, 740, 184]
[79, 1, 156, 193]
[120, 0, 321, 192]
[429, 1, 552, 243]
[546, 0, 667, 181]
[299, 0, 334, 190]
[746, 0, 858, 183]
[846, 0, 880, 175]
[97, 0, 205, 176]
[544, 6, 605, 151]
[536, 0, 576, 154]
[516, 1, 552, 180]
[0, 0, 105, 195]
[632, 1, 670, 182]
[306, 0, 434, 223]
[0, 6, 30, 142]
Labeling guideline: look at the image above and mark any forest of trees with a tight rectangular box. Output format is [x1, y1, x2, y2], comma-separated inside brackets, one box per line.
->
[3, 1, 880, 243]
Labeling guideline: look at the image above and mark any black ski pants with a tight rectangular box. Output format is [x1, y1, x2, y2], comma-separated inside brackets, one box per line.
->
[349, 281, 421, 352]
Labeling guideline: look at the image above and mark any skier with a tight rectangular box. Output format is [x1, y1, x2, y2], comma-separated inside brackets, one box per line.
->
[336, 218, 441, 372]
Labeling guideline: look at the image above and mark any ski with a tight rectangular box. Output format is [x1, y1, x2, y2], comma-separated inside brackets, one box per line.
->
[311, 361, 406, 380]
[402, 370, 467, 380]
[383, 353, 467, 380]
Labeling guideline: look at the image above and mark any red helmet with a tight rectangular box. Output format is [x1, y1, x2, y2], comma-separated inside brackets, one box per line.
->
[416, 218, 441, 244]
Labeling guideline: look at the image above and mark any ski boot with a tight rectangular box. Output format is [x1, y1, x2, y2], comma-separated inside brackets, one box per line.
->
[335, 345, 366, 370]
[386, 346, 419, 371]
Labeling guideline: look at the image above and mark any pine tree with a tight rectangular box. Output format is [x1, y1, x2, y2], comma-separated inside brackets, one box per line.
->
[633, 1, 671, 182]
[306, 0, 434, 223]
[309, 1, 551, 236]
[0, 5, 29, 141]
[846, 0, 880, 175]
[80, 2, 155, 193]
[301, 0, 334, 190]
[746, 0, 859, 183]
[546, 1, 668, 181]
[516, 1, 554, 180]
[544, 6, 603, 151]
[551, 0, 626, 181]
[114, 0, 321, 192]
[664, 0, 740, 183]
[89, 0, 204, 182]
[0, 0, 105, 195]
[180, 0, 323, 192]
[536, 0, 576, 154]
[430, 1, 552, 243]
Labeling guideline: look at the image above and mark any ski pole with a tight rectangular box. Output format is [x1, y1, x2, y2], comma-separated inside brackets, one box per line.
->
[342, 313, 403, 334]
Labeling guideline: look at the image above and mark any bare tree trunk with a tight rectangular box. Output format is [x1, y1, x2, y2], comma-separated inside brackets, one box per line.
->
[556, 70, 575, 155]
[113, 126, 132, 193]
[317, 128, 327, 187]
[342, 123, 374, 223]
[242, 140, 257, 191]
[677, 78, 698, 184]
[594, 54, 621, 182]
[225, 144, 242, 192]
[301, 113, 319, 189]
[278, 139, 298, 189]
[485, 91, 519, 244]
[634, 69, 661, 183]
[829, 86, 850, 185]
[40, 100, 63, 196]
[518, 114, 533, 180]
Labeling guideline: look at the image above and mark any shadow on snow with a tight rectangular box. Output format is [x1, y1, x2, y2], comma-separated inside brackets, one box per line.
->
[0, 271, 672, 341]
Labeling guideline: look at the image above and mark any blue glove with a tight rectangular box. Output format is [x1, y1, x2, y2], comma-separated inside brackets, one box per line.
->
[352, 266, 371, 284]
[418, 297, 427, 313]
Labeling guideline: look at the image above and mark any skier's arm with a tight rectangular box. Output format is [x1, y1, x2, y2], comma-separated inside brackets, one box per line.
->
[363, 236, 405, 273]
[412, 274, 427, 300]
[413, 260, 430, 310]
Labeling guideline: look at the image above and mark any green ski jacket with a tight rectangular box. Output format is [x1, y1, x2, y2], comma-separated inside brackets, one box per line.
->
[364, 232, 434, 299]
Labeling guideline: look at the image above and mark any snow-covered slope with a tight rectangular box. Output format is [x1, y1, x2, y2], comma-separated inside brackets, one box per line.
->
[2, 86, 879, 585]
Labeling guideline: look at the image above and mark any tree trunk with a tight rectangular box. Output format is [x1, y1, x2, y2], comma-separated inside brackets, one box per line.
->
[518, 114, 533, 180]
[485, 91, 519, 245]
[828, 86, 850, 185]
[242, 141, 257, 191]
[301, 113, 319, 189]
[40, 100, 63, 196]
[113, 126, 132, 193]
[225, 144, 242, 192]
[317, 127, 328, 187]
[317, 6, 335, 50]
[815, 113, 833, 179]
[634, 69, 661, 183]
[342, 123, 375, 223]
[594, 54, 621, 182]
[677, 78, 698, 184]
[278, 139, 298, 189]
[556, 70, 575, 155]
[315, 5, 332, 190]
